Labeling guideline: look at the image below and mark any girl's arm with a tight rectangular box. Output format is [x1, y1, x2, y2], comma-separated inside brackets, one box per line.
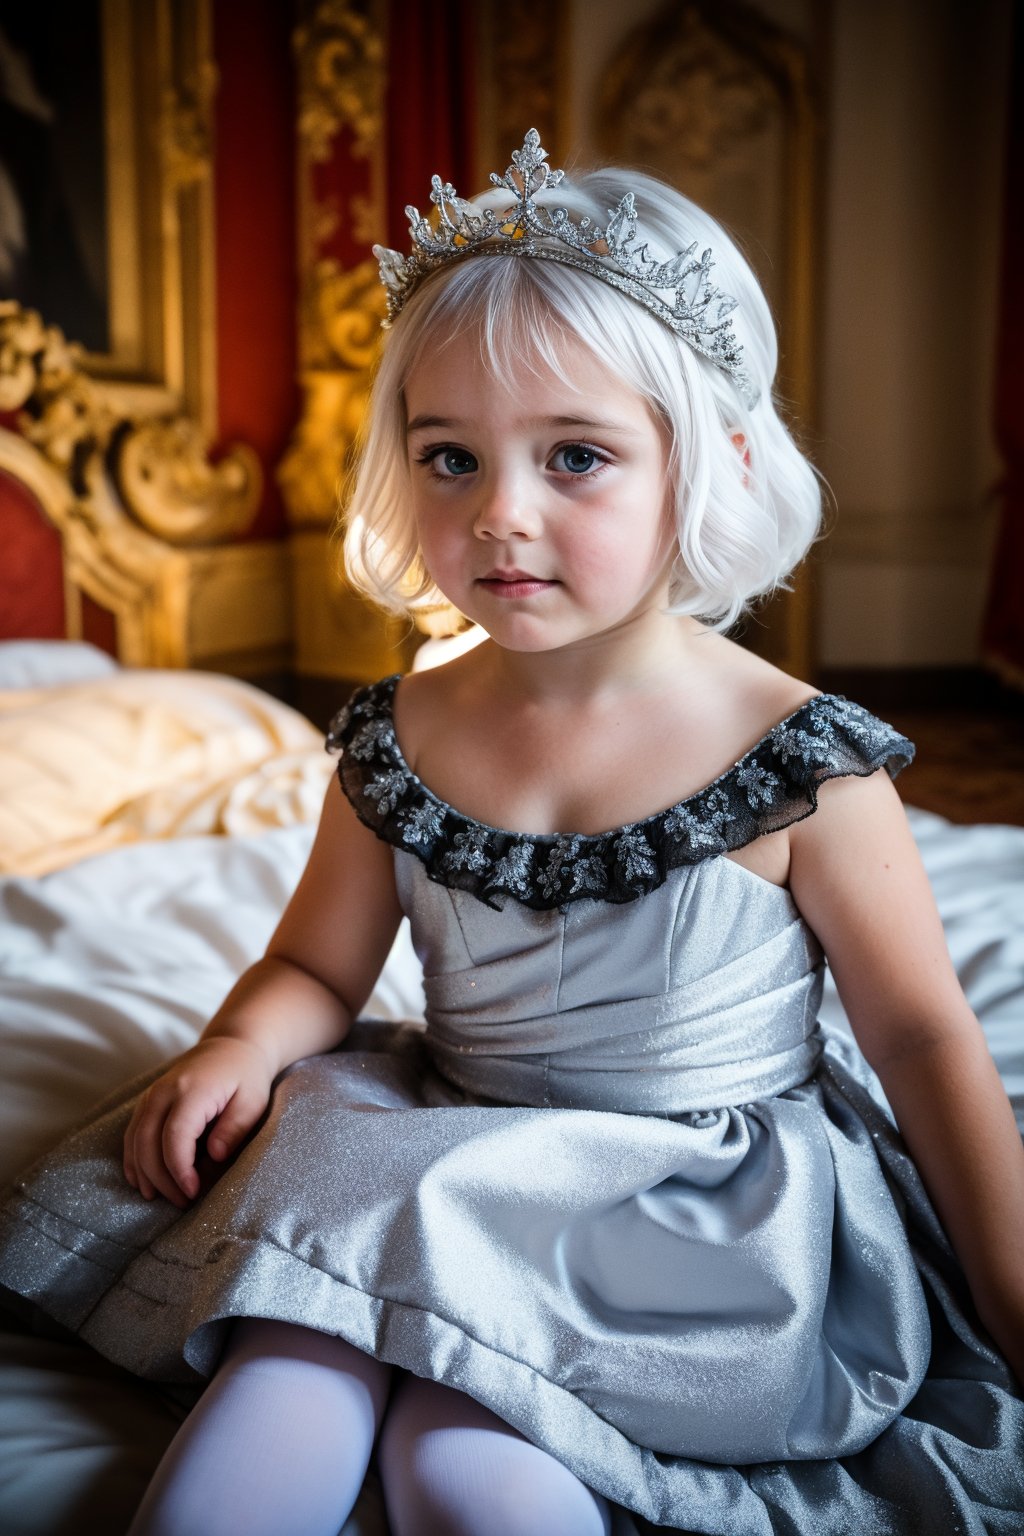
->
[124, 780, 403, 1207]
[789, 771, 1024, 1385]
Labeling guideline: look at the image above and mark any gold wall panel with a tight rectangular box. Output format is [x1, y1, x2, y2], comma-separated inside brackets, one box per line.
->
[280, 0, 414, 685]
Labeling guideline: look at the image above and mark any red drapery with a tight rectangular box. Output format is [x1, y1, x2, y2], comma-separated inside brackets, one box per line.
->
[0, 468, 64, 640]
[982, 7, 1024, 686]
[213, 0, 298, 542]
[385, 0, 477, 248]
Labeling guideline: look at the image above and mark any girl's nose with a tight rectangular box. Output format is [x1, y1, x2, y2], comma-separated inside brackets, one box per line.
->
[473, 478, 541, 541]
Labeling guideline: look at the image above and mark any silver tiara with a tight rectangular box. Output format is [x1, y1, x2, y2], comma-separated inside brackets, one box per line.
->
[372, 129, 758, 408]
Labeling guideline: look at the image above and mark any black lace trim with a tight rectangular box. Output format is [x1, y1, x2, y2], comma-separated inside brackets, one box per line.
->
[326, 675, 914, 912]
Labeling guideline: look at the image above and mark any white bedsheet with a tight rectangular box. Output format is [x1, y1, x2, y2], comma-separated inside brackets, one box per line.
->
[0, 808, 1020, 1534]
[0, 824, 423, 1188]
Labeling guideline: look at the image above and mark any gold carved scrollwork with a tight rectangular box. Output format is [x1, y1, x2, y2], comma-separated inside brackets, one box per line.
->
[0, 307, 57, 412]
[278, 259, 383, 529]
[0, 303, 118, 471]
[309, 257, 383, 372]
[284, 0, 407, 682]
[113, 420, 261, 544]
[0, 301, 260, 544]
[294, 0, 384, 162]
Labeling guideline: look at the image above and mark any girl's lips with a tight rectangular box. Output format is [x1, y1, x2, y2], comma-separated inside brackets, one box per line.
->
[476, 573, 557, 598]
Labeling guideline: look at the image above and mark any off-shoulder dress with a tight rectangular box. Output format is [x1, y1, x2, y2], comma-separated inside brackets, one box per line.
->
[1, 679, 1021, 1535]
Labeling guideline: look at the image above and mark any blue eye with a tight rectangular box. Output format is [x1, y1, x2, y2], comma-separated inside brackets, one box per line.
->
[428, 447, 477, 477]
[555, 445, 601, 475]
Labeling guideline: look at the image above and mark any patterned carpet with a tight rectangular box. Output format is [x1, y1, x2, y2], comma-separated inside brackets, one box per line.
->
[886, 709, 1024, 827]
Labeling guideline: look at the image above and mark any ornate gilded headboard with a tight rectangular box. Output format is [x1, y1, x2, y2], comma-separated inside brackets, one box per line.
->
[0, 303, 289, 674]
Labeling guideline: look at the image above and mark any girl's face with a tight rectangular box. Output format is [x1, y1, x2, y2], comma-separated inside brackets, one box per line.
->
[404, 330, 676, 656]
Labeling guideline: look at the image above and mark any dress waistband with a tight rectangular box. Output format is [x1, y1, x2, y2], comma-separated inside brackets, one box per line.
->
[424, 962, 826, 1114]
[426, 1029, 824, 1113]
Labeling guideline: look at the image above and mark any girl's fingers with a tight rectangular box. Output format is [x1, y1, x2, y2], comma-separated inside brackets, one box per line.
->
[137, 1168, 159, 1202]
[121, 1051, 269, 1205]
[207, 1086, 264, 1161]
[162, 1101, 212, 1199]
[123, 1103, 149, 1192]
[132, 1097, 193, 1208]
[123, 1116, 137, 1188]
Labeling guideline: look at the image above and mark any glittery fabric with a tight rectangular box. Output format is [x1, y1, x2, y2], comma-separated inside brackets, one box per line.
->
[0, 695, 1022, 1535]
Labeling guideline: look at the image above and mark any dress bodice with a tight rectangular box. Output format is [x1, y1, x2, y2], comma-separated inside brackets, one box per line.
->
[329, 678, 914, 1116]
[396, 851, 824, 1113]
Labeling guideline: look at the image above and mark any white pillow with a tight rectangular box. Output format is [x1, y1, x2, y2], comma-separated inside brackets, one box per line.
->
[0, 640, 119, 690]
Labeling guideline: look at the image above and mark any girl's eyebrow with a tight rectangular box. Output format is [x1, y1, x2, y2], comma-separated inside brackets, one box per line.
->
[405, 414, 640, 435]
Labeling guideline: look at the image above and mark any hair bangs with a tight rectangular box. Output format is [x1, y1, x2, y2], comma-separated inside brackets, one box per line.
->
[397, 257, 609, 399]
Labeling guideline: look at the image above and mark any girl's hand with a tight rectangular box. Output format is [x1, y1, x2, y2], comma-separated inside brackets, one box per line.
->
[123, 1037, 274, 1208]
[120, 782, 404, 1212]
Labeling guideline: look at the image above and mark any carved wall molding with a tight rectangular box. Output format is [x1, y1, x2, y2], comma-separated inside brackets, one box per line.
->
[112, 419, 261, 545]
[86, 0, 220, 435]
[294, 0, 385, 162]
[593, 0, 821, 678]
[598, 1, 789, 171]
[475, 0, 569, 184]
[282, 0, 410, 682]
[0, 304, 287, 673]
[277, 255, 382, 533]
[304, 255, 383, 375]
[161, 58, 219, 189]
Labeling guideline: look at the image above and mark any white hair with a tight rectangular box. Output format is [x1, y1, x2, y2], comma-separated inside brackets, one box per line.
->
[342, 165, 822, 629]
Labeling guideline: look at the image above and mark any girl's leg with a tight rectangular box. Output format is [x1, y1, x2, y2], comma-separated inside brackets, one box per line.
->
[378, 1374, 611, 1536]
[128, 1318, 392, 1536]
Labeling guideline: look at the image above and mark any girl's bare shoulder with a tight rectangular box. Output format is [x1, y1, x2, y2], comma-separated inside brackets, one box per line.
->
[390, 645, 492, 770]
[688, 631, 820, 750]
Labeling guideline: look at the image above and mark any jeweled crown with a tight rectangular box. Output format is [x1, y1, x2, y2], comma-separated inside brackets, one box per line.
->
[373, 129, 758, 407]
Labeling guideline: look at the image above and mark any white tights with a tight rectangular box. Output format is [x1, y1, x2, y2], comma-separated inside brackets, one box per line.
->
[128, 1318, 612, 1536]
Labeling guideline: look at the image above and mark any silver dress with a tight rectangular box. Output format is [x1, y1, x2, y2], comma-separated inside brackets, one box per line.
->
[1, 679, 1021, 1535]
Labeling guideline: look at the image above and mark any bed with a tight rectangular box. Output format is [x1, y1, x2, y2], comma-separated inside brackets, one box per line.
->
[0, 640, 422, 1535]
[0, 637, 1021, 1535]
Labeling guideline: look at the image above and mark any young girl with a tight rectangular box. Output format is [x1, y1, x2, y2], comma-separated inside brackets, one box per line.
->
[2, 131, 1022, 1536]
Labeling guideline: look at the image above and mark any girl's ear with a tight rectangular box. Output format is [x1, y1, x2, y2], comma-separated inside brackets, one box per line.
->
[730, 431, 751, 467]
[731, 431, 751, 486]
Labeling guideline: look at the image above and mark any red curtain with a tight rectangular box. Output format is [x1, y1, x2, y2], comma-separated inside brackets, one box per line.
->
[982, 7, 1024, 686]
[385, 0, 477, 249]
[213, 0, 298, 542]
[0, 470, 64, 640]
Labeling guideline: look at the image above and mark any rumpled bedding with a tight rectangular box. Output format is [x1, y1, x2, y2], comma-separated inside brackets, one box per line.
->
[0, 668, 333, 876]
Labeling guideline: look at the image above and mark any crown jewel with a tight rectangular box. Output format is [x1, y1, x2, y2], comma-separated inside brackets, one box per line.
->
[373, 129, 758, 407]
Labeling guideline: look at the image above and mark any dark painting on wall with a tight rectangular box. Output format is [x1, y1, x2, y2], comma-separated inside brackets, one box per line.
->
[0, 3, 109, 353]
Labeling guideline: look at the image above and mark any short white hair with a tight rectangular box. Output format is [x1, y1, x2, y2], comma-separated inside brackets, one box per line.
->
[342, 165, 822, 629]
